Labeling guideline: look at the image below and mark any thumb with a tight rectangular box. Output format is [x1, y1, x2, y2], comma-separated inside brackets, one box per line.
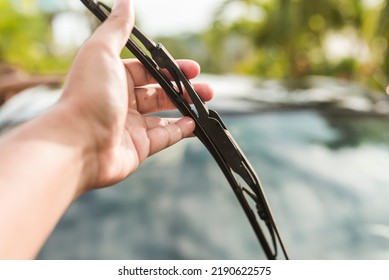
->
[91, 0, 135, 55]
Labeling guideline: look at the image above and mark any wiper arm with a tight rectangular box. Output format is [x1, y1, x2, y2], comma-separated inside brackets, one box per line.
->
[80, 0, 289, 260]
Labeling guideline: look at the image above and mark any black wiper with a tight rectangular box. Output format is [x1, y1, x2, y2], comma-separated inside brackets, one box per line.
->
[80, 0, 289, 260]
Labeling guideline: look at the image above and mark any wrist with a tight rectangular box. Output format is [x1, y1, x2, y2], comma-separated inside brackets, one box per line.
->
[34, 102, 99, 198]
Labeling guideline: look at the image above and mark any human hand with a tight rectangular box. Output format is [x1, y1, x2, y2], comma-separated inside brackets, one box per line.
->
[60, 0, 213, 194]
[0, 0, 215, 258]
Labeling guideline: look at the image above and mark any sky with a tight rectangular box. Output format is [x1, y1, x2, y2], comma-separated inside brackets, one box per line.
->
[134, 0, 225, 36]
[49, 0, 226, 36]
[46, 0, 226, 49]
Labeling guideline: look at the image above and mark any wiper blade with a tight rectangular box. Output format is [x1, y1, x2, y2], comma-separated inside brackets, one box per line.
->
[81, 0, 289, 260]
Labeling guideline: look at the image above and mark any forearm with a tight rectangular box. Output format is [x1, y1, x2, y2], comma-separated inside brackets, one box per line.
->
[0, 104, 93, 259]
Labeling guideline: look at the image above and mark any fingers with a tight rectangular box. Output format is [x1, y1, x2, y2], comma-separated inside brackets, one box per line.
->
[89, 0, 135, 55]
[123, 59, 201, 87]
[123, 58, 213, 113]
[145, 117, 195, 156]
[134, 82, 214, 114]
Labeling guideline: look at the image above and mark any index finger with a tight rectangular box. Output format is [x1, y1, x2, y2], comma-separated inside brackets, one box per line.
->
[123, 59, 201, 87]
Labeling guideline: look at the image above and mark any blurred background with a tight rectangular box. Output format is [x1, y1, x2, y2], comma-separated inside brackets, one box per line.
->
[2, 0, 389, 260]
[1, 0, 389, 87]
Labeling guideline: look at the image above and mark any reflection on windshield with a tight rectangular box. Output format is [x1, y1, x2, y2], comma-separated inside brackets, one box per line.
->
[38, 110, 389, 260]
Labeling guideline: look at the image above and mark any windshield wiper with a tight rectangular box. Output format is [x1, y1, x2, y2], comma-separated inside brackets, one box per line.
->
[80, 0, 289, 260]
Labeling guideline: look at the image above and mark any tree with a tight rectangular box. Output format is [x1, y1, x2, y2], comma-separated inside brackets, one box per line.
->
[207, 0, 387, 89]
[0, 0, 73, 73]
[375, 0, 389, 88]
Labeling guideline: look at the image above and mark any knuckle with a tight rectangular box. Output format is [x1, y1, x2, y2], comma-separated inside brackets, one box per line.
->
[109, 12, 133, 31]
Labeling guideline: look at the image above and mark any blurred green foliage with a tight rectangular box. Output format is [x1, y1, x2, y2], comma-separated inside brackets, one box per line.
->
[1, 0, 389, 91]
[204, 0, 389, 89]
[0, 0, 72, 73]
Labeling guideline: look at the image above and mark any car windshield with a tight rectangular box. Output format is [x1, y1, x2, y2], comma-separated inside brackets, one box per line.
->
[17, 75, 387, 260]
